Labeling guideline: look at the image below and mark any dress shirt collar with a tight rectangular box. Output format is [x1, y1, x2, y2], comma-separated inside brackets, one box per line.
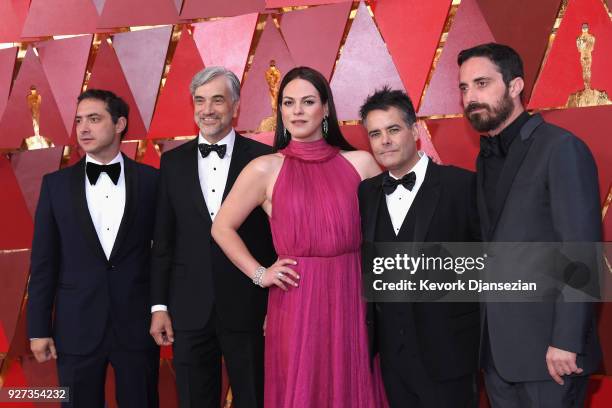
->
[198, 128, 236, 159]
[482, 111, 531, 157]
[85, 151, 124, 166]
[388, 151, 429, 185]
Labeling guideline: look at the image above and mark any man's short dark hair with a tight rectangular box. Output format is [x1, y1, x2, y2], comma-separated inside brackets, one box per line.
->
[457, 43, 524, 87]
[359, 86, 417, 127]
[77, 89, 129, 139]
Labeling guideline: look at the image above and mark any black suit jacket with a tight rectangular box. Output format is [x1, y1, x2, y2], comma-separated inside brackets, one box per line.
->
[27, 155, 159, 355]
[478, 113, 602, 382]
[151, 134, 276, 331]
[358, 160, 481, 381]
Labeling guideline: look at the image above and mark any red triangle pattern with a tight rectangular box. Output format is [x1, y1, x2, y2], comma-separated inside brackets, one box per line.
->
[280, 2, 352, 81]
[0, 250, 31, 358]
[147, 27, 204, 139]
[0, 156, 33, 249]
[528, 0, 612, 109]
[373, 0, 452, 108]
[180, 0, 265, 19]
[193, 13, 258, 82]
[426, 116, 480, 171]
[21, 0, 100, 37]
[120, 141, 139, 159]
[266, 0, 347, 6]
[141, 141, 161, 169]
[0, 47, 17, 121]
[330, 1, 405, 121]
[418, 0, 495, 116]
[87, 40, 148, 140]
[114, 26, 172, 130]
[0, 48, 69, 149]
[10, 146, 64, 218]
[236, 15, 295, 132]
[37, 35, 93, 135]
[0, 0, 30, 42]
[98, 0, 179, 28]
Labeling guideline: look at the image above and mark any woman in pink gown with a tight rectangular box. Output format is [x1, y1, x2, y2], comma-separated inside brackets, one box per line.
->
[212, 67, 385, 407]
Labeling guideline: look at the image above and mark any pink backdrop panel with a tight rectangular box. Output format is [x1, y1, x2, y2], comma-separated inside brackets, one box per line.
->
[330, 1, 405, 121]
[418, 0, 495, 117]
[374, 0, 452, 109]
[0, 47, 18, 121]
[10, 147, 64, 218]
[528, 0, 612, 109]
[114, 26, 173, 130]
[541, 105, 612, 204]
[0, 48, 69, 149]
[147, 27, 204, 139]
[0, 251, 29, 356]
[193, 13, 258, 82]
[180, 0, 265, 19]
[141, 141, 161, 169]
[98, 0, 179, 28]
[22, 0, 100, 37]
[120, 141, 139, 159]
[236, 15, 296, 132]
[0, 0, 30, 42]
[87, 41, 148, 140]
[266, 0, 347, 6]
[280, 2, 352, 81]
[341, 125, 370, 152]
[37, 35, 93, 135]
[427, 116, 480, 171]
[476, 0, 561, 104]
[0, 156, 33, 249]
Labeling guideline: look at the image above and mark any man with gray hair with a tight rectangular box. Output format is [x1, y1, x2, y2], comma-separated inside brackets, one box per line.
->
[150, 67, 275, 407]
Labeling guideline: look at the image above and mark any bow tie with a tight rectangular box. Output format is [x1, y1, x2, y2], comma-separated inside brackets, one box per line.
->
[198, 143, 227, 159]
[86, 162, 121, 185]
[480, 135, 503, 158]
[382, 172, 416, 195]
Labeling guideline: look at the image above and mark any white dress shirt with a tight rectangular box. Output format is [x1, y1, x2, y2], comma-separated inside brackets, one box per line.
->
[151, 129, 236, 314]
[385, 152, 429, 235]
[198, 129, 235, 220]
[85, 152, 126, 259]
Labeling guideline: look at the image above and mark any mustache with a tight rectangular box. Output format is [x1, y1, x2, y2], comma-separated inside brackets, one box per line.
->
[465, 102, 490, 114]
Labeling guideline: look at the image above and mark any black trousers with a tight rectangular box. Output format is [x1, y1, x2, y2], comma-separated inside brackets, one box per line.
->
[380, 350, 477, 408]
[57, 328, 159, 408]
[172, 311, 264, 408]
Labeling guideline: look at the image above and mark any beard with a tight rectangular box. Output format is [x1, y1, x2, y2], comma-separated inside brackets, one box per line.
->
[464, 89, 514, 133]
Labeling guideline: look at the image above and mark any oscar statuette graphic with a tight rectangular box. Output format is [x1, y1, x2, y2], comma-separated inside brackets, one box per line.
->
[566, 23, 612, 108]
[257, 60, 281, 132]
[23, 85, 54, 149]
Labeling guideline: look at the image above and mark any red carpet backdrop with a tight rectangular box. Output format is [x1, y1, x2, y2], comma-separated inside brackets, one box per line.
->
[0, 0, 611, 406]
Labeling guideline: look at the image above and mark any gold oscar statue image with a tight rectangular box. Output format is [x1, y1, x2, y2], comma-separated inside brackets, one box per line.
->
[257, 60, 281, 132]
[24, 85, 54, 149]
[566, 23, 612, 107]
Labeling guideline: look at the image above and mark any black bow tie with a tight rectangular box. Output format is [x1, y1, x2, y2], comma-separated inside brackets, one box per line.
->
[86, 162, 121, 185]
[382, 172, 416, 195]
[198, 143, 227, 159]
[480, 135, 503, 158]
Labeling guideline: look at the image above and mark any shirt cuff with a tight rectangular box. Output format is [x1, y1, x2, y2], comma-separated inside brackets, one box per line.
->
[151, 304, 168, 313]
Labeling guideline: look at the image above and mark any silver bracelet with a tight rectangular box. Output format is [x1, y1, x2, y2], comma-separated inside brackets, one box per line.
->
[252, 266, 266, 288]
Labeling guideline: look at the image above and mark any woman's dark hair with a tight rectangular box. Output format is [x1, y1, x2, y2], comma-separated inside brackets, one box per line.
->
[273, 66, 354, 151]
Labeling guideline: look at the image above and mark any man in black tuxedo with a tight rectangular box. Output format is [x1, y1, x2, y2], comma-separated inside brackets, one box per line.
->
[27, 89, 159, 407]
[149, 67, 275, 408]
[458, 43, 601, 407]
[358, 87, 481, 407]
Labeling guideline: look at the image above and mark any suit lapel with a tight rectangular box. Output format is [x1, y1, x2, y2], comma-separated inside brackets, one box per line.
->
[363, 174, 384, 243]
[475, 155, 490, 240]
[223, 134, 250, 201]
[70, 158, 107, 262]
[184, 138, 212, 224]
[411, 160, 440, 242]
[489, 114, 542, 236]
[109, 154, 137, 261]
